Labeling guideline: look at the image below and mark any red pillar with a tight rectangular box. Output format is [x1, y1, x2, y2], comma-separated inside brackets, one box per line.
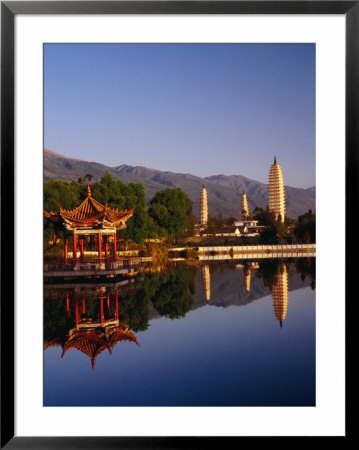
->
[115, 291, 119, 320]
[65, 292, 70, 318]
[100, 291, 104, 326]
[74, 294, 79, 327]
[97, 231, 102, 262]
[72, 231, 77, 261]
[107, 293, 110, 311]
[80, 238, 84, 262]
[113, 232, 117, 261]
[64, 238, 69, 264]
[82, 297, 86, 315]
[104, 236, 109, 261]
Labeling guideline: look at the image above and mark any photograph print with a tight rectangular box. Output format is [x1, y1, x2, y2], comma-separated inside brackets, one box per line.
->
[43, 43, 316, 407]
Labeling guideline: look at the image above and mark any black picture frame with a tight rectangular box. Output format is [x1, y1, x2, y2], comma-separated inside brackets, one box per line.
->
[1, 1, 354, 447]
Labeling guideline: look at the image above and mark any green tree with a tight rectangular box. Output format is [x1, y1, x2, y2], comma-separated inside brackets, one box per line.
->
[294, 209, 316, 243]
[148, 187, 194, 238]
[44, 179, 82, 212]
[90, 172, 148, 244]
[122, 183, 147, 244]
[145, 215, 163, 239]
[253, 207, 275, 226]
[44, 180, 84, 248]
[253, 207, 287, 244]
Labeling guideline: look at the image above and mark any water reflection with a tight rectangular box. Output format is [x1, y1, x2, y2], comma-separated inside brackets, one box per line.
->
[44, 286, 140, 370]
[272, 263, 288, 327]
[201, 265, 211, 302]
[244, 265, 251, 293]
[44, 259, 315, 371]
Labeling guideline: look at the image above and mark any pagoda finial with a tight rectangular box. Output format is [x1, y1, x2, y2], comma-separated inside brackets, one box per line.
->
[274, 156, 277, 164]
[87, 184, 91, 197]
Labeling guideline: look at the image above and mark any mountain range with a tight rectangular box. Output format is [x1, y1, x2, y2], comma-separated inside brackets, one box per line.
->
[44, 149, 315, 219]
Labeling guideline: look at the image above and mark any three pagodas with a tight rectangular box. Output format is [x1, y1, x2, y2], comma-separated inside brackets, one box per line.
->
[200, 156, 285, 225]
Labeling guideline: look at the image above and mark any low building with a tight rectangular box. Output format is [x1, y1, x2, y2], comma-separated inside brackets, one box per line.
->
[234, 219, 259, 227]
[214, 225, 241, 237]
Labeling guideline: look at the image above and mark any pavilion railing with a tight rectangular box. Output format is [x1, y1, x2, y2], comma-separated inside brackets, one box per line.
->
[43, 257, 144, 273]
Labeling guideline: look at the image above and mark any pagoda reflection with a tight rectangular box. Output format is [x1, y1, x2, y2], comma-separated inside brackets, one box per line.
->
[244, 266, 251, 292]
[236, 262, 260, 293]
[44, 287, 139, 370]
[201, 265, 211, 302]
[271, 263, 289, 327]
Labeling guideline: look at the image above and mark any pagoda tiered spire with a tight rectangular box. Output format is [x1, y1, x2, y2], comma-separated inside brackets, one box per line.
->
[200, 185, 208, 226]
[241, 192, 249, 220]
[268, 157, 286, 223]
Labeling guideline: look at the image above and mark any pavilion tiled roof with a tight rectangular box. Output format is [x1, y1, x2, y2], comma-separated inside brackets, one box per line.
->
[108, 329, 139, 348]
[61, 332, 109, 370]
[44, 184, 135, 229]
[44, 339, 63, 350]
[61, 325, 139, 370]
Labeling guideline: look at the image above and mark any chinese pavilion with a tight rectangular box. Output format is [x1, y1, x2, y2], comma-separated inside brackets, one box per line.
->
[44, 185, 135, 263]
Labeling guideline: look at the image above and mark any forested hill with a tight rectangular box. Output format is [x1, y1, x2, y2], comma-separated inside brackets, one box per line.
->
[44, 149, 315, 219]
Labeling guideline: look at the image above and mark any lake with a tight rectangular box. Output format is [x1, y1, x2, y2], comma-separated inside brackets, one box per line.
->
[44, 258, 315, 406]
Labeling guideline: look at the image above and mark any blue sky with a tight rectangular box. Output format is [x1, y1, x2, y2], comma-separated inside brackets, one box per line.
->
[44, 43, 315, 188]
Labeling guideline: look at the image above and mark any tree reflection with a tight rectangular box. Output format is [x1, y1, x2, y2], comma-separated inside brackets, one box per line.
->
[44, 260, 314, 348]
[44, 294, 73, 346]
[295, 258, 316, 290]
[255, 259, 283, 289]
[117, 289, 151, 332]
[150, 270, 195, 319]
[44, 289, 139, 370]
[44, 266, 197, 349]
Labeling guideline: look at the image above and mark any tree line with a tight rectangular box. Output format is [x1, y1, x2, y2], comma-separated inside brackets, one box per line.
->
[44, 172, 195, 246]
[44, 172, 315, 248]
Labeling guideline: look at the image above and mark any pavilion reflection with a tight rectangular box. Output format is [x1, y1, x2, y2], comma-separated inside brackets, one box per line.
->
[44, 260, 313, 368]
[44, 287, 139, 370]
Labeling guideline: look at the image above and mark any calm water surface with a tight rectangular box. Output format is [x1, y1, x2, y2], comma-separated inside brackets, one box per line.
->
[44, 259, 315, 406]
